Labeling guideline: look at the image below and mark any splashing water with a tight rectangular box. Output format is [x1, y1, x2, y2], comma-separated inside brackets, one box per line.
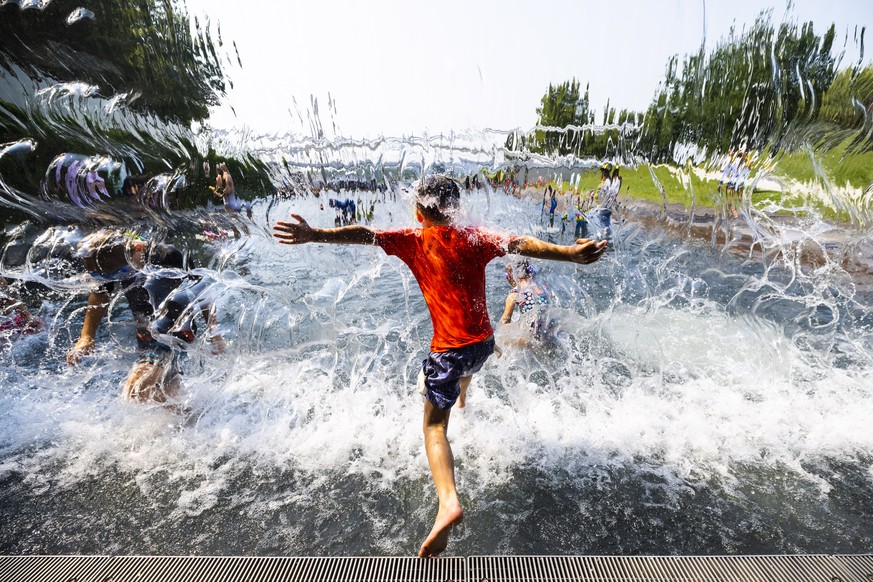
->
[1, 0, 872, 559]
[1, 180, 872, 555]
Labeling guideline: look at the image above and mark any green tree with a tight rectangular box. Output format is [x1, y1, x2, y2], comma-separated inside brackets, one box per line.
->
[530, 78, 593, 155]
[638, 12, 838, 160]
[819, 65, 873, 128]
[0, 0, 273, 222]
[0, 0, 226, 124]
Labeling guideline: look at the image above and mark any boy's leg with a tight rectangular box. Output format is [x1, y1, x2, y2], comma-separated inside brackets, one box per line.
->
[457, 375, 472, 409]
[419, 399, 464, 558]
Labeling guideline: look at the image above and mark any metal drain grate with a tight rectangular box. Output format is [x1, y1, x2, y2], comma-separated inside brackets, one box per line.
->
[0, 555, 466, 582]
[0, 555, 111, 581]
[833, 554, 873, 581]
[465, 554, 873, 581]
[1, 554, 871, 581]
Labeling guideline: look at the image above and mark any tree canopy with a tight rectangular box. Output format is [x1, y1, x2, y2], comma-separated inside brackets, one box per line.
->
[520, 12, 872, 161]
[0, 0, 227, 124]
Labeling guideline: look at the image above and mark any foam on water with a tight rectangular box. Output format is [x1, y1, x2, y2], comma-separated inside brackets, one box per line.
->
[4, 0, 871, 555]
[2, 185, 872, 554]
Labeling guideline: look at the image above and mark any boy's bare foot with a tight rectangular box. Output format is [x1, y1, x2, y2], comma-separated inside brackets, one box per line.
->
[418, 500, 463, 558]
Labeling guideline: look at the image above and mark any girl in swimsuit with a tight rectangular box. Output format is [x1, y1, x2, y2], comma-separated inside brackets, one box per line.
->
[500, 259, 555, 342]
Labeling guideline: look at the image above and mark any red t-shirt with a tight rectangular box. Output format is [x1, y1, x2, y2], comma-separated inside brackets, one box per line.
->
[375, 225, 510, 351]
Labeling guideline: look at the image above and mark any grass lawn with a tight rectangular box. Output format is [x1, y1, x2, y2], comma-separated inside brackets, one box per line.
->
[767, 143, 873, 190]
[566, 165, 721, 208]
[542, 139, 871, 224]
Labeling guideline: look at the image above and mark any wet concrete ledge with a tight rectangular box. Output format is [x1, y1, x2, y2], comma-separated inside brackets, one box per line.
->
[616, 198, 873, 290]
[515, 185, 873, 287]
[2, 554, 872, 581]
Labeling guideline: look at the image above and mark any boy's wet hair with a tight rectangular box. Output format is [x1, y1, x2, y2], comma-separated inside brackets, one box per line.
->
[416, 175, 460, 222]
[78, 230, 128, 274]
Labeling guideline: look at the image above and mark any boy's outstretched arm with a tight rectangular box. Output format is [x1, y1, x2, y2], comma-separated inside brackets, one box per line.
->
[508, 235, 607, 265]
[273, 213, 376, 245]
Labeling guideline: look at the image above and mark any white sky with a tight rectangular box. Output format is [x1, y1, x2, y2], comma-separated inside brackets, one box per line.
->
[185, 0, 872, 139]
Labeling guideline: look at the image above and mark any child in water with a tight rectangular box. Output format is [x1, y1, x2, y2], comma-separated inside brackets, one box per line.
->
[211, 162, 243, 213]
[273, 175, 606, 558]
[0, 277, 42, 338]
[500, 259, 556, 347]
[68, 230, 223, 404]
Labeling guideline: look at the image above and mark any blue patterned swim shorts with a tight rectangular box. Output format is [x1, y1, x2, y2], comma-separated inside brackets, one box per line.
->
[421, 336, 495, 409]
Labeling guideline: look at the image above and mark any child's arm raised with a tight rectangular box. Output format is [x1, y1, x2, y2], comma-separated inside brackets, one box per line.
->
[500, 291, 517, 324]
[508, 235, 607, 265]
[274, 214, 376, 245]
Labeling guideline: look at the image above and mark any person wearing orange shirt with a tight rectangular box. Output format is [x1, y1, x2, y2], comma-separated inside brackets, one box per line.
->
[273, 175, 606, 558]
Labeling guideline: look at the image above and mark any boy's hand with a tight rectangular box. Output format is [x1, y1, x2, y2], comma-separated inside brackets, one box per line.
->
[568, 238, 608, 264]
[274, 214, 315, 245]
[67, 336, 95, 365]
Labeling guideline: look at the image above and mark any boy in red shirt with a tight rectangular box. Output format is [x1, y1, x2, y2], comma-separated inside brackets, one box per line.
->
[274, 176, 606, 557]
